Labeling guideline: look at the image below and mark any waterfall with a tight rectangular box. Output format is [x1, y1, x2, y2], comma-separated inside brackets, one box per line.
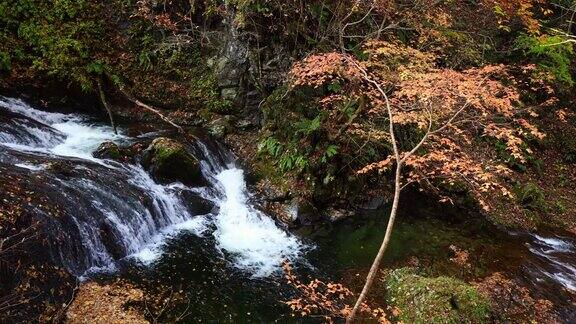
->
[0, 96, 304, 278]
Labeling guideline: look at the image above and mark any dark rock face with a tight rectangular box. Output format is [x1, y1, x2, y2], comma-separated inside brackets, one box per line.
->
[99, 221, 125, 260]
[141, 137, 203, 186]
[214, 14, 249, 107]
[290, 197, 322, 226]
[178, 190, 218, 216]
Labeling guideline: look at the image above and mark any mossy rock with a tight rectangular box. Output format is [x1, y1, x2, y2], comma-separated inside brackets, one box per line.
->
[142, 137, 202, 186]
[386, 268, 491, 323]
[93, 141, 122, 160]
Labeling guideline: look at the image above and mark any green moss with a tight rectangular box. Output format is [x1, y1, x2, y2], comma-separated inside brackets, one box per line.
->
[100, 143, 121, 160]
[386, 268, 491, 323]
[144, 138, 201, 185]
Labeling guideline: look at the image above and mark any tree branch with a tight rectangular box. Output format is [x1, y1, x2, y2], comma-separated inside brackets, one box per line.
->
[97, 78, 118, 135]
[119, 86, 184, 134]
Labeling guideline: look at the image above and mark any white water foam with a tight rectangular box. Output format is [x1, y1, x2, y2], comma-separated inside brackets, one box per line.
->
[528, 234, 576, 292]
[132, 216, 210, 265]
[1, 96, 126, 160]
[15, 162, 46, 171]
[214, 168, 303, 277]
[51, 122, 126, 160]
[1, 96, 305, 277]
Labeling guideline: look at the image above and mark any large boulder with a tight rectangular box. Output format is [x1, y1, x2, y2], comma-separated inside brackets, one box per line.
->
[141, 137, 202, 186]
[386, 268, 491, 323]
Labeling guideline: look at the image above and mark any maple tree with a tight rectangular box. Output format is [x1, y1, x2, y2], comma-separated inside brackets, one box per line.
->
[285, 40, 552, 321]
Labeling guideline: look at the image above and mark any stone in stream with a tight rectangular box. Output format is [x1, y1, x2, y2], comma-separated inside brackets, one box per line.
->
[178, 190, 218, 215]
[141, 137, 203, 186]
[93, 141, 145, 162]
[93, 141, 122, 160]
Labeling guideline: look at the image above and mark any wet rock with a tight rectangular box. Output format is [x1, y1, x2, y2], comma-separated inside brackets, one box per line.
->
[93, 141, 144, 162]
[179, 190, 217, 215]
[45, 161, 75, 176]
[141, 137, 202, 186]
[289, 197, 321, 225]
[99, 222, 125, 260]
[93, 141, 122, 160]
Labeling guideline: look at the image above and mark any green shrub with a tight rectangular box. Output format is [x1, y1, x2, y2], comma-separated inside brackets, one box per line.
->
[515, 34, 574, 87]
[0, 0, 111, 90]
[0, 51, 11, 70]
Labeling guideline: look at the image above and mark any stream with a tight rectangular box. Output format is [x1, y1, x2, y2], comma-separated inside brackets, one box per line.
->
[1, 96, 575, 321]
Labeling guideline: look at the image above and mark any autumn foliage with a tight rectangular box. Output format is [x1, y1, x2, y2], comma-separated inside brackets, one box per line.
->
[282, 262, 391, 323]
[286, 40, 553, 215]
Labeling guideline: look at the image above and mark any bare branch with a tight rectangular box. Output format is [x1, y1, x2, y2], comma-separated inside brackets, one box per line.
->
[119, 86, 184, 134]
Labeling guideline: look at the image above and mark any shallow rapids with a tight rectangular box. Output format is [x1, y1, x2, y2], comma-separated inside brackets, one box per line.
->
[0, 96, 304, 277]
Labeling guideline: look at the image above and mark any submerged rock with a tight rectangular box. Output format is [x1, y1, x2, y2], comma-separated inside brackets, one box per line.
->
[141, 137, 202, 186]
[386, 268, 491, 323]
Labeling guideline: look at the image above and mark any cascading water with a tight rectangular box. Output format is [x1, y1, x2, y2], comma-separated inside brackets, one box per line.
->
[0, 96, 304, 278]
[3, 96, 576, 320]
[523, 234, 576, 293]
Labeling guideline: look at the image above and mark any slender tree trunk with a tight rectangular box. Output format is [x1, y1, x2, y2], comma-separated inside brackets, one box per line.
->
[346, 55, 406, 323]
[346, 161, 402, 323]
[97, 79, 117, 135]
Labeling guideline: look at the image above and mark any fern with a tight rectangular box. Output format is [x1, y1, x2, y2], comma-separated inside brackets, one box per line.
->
[515, 33, 574, 86]
[295, 115, 322, 136]
[258, 137, 283, 157]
